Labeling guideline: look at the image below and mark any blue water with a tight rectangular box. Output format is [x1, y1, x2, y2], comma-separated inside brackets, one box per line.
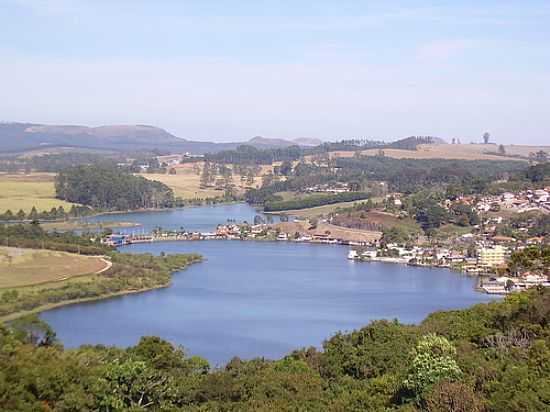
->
[83, 203, 281, 235]
[41, 204, 499, 365]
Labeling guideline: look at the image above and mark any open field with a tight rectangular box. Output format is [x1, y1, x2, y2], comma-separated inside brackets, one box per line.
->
[305, 144, 548, 162]
[0, 173, 75, 213]
[0, 246, 109, 288]
[141, 172, 224, 199]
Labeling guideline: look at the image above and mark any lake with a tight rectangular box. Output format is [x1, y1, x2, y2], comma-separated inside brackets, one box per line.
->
[83, 203, 283, 234]
[42, 204, 499, 365]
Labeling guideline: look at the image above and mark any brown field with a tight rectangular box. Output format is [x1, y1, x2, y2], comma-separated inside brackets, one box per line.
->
[304, 144, 548, 162]
[355, 210, 420, 232]
[0, 173, 76, 213]
[0, 247, 109, 288]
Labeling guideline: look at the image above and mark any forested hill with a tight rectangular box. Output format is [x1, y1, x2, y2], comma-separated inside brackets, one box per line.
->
[55, 165, 175, 210]
[2, 288, 549, 410]
[0, 123, 320, 154]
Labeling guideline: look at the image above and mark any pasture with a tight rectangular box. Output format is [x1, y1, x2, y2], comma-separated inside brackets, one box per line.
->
[0, 173, 75, 213]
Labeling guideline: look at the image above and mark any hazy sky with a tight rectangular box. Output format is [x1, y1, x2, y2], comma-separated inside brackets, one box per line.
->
[1, 1, 549, 144]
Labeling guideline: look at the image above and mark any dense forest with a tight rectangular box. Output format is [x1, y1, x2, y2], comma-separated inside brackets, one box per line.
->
[1, 287, 549, 411]
[55, 165, 175, 210]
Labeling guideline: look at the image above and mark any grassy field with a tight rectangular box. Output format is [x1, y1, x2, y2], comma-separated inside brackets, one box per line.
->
[141, 172, 223, 199]
[0, 247, 109, 289]
[0, 173, 75, 213]
[305, 144, 548, 162]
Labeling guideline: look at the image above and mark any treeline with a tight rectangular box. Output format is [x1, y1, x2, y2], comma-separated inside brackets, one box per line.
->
[264, 192, 370, 212]
[55, 165, 175, 210]
[205, 144, 304, 165]
[0, 205, 92, 222]
[0, 223, 109, 255]
[2, 287, 549, 410]
[0, 153, 123, 173]
[0, 252, 202, 319]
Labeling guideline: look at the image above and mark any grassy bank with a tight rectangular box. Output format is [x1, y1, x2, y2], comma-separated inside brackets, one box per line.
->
[0, 252, 202, 322]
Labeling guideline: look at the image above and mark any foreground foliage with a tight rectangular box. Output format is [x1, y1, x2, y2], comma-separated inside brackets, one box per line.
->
[1, 288, 549, 411]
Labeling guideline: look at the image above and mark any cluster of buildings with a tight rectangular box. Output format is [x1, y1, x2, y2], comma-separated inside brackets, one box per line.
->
[304, 182, 350, 194]
[475, 188, 550, 214]
[348, 236, 548, 294]
[348, 243, 508, 271]
[156, 153, 205, 167]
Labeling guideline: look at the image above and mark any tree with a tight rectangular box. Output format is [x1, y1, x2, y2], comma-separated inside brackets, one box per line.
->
[200, 162, 211, 188]
[28, 206, 38, 221]
[483, 132, 490, 144]
[95, 359, 173, 409]
[16, 209, 26, 221]
[403, 334, 463, 399]
[426, 380, 483, 412]
[498, 144, 506, 155]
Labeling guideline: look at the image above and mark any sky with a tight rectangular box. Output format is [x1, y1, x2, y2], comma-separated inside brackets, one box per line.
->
[1, 0, 549, 144]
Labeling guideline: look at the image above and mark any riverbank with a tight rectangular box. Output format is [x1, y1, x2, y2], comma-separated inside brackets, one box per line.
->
[0, 253, 202, 322]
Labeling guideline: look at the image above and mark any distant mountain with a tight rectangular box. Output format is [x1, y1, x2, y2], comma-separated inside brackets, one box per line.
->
[246, 136, 323, 148]
[0, 123, 322, 155]
[292, 137, 323, 146]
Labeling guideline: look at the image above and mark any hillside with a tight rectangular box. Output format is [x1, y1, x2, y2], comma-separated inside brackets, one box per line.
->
[303, 143, 548, 162]
[0, 123, 321, 155]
